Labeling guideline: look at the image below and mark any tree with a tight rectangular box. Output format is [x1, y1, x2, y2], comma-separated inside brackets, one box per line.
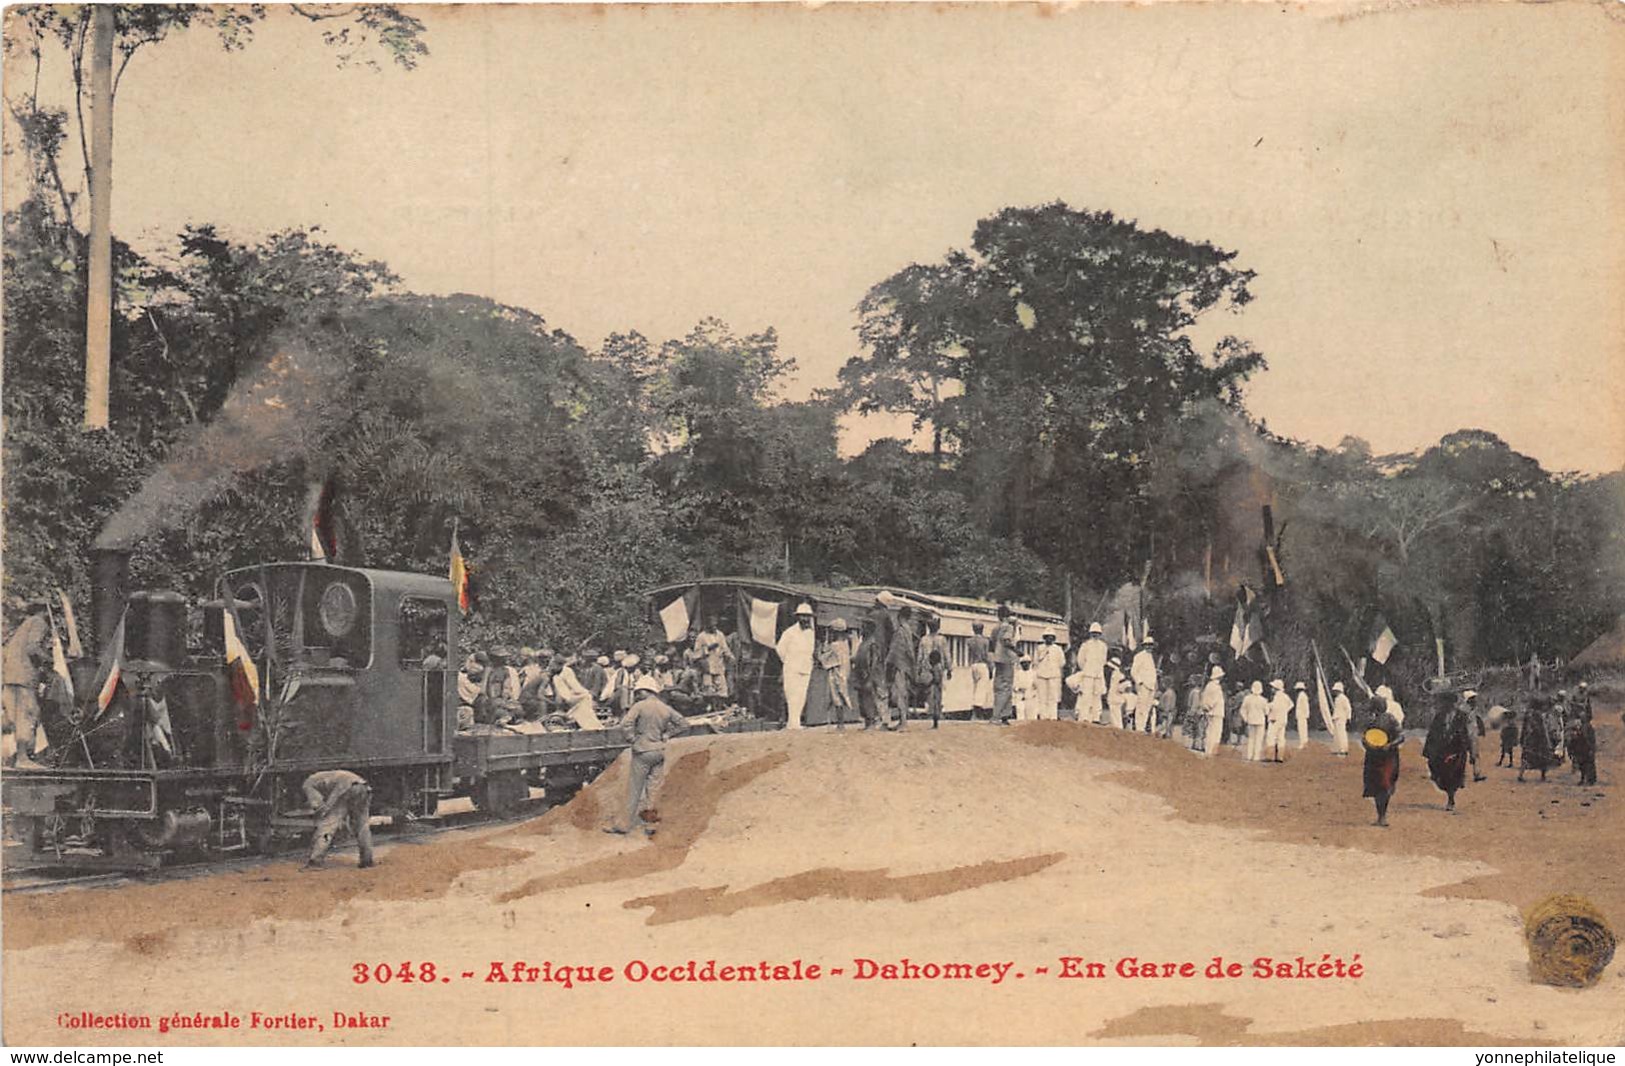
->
[4, 4, 430, 426]
[840, 202, 1264, 588]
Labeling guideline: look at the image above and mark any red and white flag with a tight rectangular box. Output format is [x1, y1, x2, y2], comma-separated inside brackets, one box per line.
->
[223, 602, 261, 732]
[56, 588, 83, 659]
[93, 609, 128, 716]
[306, 478, 339, 561]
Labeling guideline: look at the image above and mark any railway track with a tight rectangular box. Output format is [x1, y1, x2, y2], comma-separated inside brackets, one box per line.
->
[2, 788, 556, 895]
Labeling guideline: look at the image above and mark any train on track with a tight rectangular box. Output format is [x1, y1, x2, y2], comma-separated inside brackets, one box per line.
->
[3, 555, 1061, 872]
[1, 551, 640, 871]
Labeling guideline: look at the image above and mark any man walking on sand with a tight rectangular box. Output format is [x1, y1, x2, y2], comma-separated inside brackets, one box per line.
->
[608, 677, 687, 837]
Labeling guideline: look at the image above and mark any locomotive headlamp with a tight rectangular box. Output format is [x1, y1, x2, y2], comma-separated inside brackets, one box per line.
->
[319, 581, 359, 638]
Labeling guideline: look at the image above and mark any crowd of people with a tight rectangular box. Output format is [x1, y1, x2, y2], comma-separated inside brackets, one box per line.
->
[444, 617, 759, 734]
[447, 599, 1609, 839]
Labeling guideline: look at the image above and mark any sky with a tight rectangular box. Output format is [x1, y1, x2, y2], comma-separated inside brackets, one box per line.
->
[5, 2, 1622, 472]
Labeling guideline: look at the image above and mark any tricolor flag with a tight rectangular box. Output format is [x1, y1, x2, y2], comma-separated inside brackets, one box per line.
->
[93, 609, 128, 716]
[47, 607, 74, 704]
[450, 524, 473, 616]
[223, 601, 261, 732]
[56, 588, 82, 659]
[1370, 617, 1399, 665]
[306, 478, 339, 561]
[1229, 605, 1251, 657]
[1228, 589, 1260, 659]
[1122, 611, 1138, 651]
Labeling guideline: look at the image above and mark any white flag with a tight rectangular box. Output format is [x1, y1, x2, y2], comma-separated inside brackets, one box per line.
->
[1312, 643, 1335, 732]
[1371, 624, 1398, 665]
[658, 593, 692, 642]
[749, 596, 779, 647]
[147, 697, 175, 756]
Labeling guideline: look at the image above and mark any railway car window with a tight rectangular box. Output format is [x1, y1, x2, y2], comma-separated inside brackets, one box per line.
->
[400, 597, 449, 669]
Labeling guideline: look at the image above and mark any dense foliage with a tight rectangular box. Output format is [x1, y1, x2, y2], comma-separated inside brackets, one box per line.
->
[3, 187, 1622, 671]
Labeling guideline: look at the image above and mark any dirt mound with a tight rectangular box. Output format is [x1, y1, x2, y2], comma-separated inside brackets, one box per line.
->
[494, 748, 790, 903]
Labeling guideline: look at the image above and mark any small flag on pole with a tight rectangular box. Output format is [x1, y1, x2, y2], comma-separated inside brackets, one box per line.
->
[56, 588, 82, 659]
[1312, 641, 1335, 732]
[1229, 586, 1261, 660]
[659, 590, 697, 642]
[147, 697, 175, 756]
[1339, 644, 1374, 698]
[1229, 604, 1250, 658]
[1370, 617, 1399, 665]
[222, 601, 261, 732]
[47, 607, 74, 704]
[306, 478, 339, 561]
[748, 595, 779, 647]
[93, 609, 128, 716]
[450, 523, 473, 616]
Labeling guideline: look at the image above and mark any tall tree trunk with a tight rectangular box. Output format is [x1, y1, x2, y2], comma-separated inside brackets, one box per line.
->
[82, 4, 115, 430]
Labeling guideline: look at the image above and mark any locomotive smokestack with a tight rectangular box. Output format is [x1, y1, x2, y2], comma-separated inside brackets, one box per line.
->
[91, 547, 131, 657]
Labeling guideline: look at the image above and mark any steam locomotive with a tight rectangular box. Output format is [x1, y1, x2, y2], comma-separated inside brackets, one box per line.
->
[2, 549, 610, 869]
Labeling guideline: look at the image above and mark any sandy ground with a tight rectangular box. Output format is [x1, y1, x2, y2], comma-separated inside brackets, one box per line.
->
[3, 706, 1620, 1046]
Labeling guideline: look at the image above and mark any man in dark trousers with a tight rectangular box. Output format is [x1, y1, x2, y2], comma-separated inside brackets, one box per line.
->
[885, 605, 918, 731]
[608, 676, 687, 837]
[851, 616, 886, 730]
[990, 604, 1019, 726]
[301, 769, 376, 870]
[1568, 705, 1598, 787]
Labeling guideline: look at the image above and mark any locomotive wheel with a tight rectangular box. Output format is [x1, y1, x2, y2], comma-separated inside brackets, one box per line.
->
[472, 771, 527, 817]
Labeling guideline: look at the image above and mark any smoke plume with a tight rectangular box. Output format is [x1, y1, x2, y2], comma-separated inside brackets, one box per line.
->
[94, 335, 349, 551]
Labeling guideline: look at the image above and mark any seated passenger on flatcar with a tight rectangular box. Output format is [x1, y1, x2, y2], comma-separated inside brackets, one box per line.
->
[457, 652, 488, 731]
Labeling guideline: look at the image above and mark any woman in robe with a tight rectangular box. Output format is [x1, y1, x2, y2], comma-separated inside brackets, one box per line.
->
[1361, 696, 1405, 827]
[1518, 695, 1556, 782]
[1422, 693, 1472, 812]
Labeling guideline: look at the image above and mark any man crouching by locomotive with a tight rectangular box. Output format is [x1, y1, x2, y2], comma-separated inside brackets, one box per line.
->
[301, 770, 376, 870]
